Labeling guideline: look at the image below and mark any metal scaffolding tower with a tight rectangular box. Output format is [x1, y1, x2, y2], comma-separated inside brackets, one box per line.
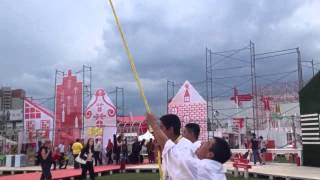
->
[115, 87, 125, 117]
[206, 48, 216, 135]
[166, 80, 175, 113]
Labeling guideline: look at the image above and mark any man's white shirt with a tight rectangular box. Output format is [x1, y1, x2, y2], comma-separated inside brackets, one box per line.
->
[94, 141, 102, 152]
[162, 138, 226, 180]
[162, 137, 195, 180]
[58, 144, 65, 153]
[193, 140, 201, 152]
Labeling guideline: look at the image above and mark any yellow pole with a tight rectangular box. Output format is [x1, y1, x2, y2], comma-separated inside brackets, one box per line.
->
[108, 0, 162, 179]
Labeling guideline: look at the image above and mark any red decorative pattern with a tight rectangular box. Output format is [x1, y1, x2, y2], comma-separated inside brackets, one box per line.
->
[168, 103, 208, 141]
[55, 69, 83, 145]
[108, 108, 116, 117]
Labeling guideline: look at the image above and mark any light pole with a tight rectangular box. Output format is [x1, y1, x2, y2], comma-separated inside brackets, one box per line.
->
[291, 115, 297, 149]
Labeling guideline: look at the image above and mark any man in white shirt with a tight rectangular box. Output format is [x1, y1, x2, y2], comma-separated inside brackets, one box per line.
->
[183, 123, 201, 152]
[58, 142, 65, 154]
[146, 113, 231, 180]
[94, 139, 102, 166]
[158, 114, 195, 180]
[58, 142, 65, 169]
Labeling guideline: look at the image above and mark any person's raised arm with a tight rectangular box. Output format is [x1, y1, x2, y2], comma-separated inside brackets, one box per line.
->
[146, 113, 168, 150]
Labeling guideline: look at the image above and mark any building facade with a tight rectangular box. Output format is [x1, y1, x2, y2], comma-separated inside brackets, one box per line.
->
[0, 87, 25, 141]
[168, 81, 208, 141]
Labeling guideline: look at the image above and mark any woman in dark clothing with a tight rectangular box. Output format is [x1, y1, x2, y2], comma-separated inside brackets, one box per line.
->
[129, 138, 145, 164]
[113, 134, 122, 164]
[139, 139, 146, 163]
[80, 138, 95, 180]
[146, 138, 155, 163]
[39, 141, 52, 180]
[106, 139, 113, 164]
[121, 138, 128, 163]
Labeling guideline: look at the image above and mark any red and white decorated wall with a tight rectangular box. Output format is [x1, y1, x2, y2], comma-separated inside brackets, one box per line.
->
[24, 99, 53, 143]
[85, 89, 117, 148]
[168, 80, 208, 141]
[55, 70, 83, 145]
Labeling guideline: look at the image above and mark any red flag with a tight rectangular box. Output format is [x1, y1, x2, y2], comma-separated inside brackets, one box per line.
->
[261, 96, 272, 111]
[230, 88, 253, 106]
[232, 118, 244, 133]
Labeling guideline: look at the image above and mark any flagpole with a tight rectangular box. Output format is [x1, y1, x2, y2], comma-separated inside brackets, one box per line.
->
[235, 88, 241, 149]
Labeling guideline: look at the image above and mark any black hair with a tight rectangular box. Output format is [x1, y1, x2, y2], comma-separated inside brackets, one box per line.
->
[160, 114, 181, 136]
[84, 138, 94, 153]
[259, 136, 263, 139]
[252, 133, 256, 138]
[76, 138, 80, 142]
[117, 135, 122, 142]
[210, 137, 231, 164]
[185, 123, 200, 140]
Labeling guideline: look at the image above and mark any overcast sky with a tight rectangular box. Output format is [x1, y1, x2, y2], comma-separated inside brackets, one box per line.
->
[0, 0, 319, 115]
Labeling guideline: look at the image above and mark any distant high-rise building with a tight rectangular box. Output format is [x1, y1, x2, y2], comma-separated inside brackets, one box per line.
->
[0, 87, 25, 141]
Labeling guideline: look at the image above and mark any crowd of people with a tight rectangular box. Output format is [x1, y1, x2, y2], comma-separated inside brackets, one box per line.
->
[37, 134, 155, 180]
[36, 112, 234, 180]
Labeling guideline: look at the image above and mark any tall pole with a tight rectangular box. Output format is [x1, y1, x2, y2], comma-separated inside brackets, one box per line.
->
[297, 48, 303, 90]
[166, 80, 169, 114]
[82, 65, 85, 139]
[312, 59, 315, 77]
[235, 93, 241, 148]
[122, 88, 125, 116]
[253, 43, 258, 135]
[53, 70, 57, 145]
[205, 48, 209, 137]
[90, 66, 92, 99]
[250, 41, 256, 134]
[116, 87, 118, 115]
[53, 70, 64, 145]
[210, 49, 214, 135]
[291, 115, 297, 148]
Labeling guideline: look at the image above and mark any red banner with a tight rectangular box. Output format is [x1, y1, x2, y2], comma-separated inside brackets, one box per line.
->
[230, 88, 252, 106]
[232, 118, 244, 133]
[261, 96, 272, 111]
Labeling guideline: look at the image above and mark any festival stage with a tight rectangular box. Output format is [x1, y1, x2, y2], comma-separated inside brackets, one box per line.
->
[1, 162, 320, 180]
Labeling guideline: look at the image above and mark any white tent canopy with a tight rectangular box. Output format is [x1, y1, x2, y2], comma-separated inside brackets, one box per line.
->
[0, 135, 17, 145]
[138, 130, 154, 141]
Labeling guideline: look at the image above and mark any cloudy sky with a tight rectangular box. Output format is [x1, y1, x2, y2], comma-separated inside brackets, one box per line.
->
[0, 0, 319, 115]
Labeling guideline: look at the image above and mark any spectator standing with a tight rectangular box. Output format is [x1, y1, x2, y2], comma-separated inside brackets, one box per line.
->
[129, 138, 141, 164]
[39, 140, 53, 180]
[146, 138, 155, 163]
[80, 138, 95, 180]
[72, 139, 83, 169]
[94, 139, 102, 166]
[251, 133, 262, 165]
[51, 147, 61, 170]
[58, 142, 65, 169]
[113, 135, 122, 164]
[106, 139, 113, 164]
[259, 136, 267, 164]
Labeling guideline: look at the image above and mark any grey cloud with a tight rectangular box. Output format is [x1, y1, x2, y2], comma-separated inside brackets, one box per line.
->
[1, 0, 319, 116]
